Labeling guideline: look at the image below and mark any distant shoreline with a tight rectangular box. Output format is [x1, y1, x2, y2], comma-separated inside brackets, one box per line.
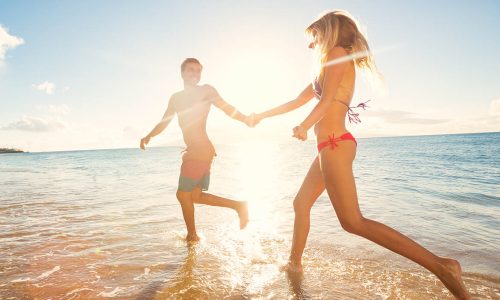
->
[0, 148, 24, 154]
[4, 131, 499, 153]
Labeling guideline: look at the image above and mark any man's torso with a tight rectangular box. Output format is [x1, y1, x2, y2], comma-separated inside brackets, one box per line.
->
[172, 85, 216, 161]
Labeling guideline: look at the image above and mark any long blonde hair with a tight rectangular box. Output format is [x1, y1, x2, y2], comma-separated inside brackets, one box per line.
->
[305, 10, 382, 80]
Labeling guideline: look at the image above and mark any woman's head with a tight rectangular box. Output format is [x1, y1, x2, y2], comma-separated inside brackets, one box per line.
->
[305, 11, 380, 78]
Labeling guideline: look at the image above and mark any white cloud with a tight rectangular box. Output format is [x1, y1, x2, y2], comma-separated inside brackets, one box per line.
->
[48, 104, 70, 115]
[489, 99, 500, 117]
[0, 25, 24, 66]
[123, 126, 140, 139]
[36, 104, 71, 115]
[1, 115, 66, 132]
[364, 109, 449, 125]
[32, 81, 56, 95]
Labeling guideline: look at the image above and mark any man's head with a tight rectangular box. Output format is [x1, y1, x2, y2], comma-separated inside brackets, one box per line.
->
[181, 58, 203, 86]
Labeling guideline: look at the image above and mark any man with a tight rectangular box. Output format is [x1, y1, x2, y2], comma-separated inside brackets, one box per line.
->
[140, 58, 251, 242]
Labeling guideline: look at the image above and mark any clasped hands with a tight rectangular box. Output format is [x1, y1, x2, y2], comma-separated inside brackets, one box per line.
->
[243, 113, 261, 128]
[243, 113, 307, 141]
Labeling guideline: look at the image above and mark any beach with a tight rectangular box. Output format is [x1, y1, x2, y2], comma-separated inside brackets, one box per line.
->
[1, 132, 499, 299]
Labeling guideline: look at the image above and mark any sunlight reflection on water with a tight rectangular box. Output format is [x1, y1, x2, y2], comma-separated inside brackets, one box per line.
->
[1, 133, 499, 298]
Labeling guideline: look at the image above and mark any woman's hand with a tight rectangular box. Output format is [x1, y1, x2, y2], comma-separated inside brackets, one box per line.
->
[140, 136, 150, 150]
[245, 113, 261, 128]
[292, 125, 307, 141]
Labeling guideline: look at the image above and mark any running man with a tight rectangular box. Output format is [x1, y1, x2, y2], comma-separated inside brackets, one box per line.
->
[140, 58, 251, 242]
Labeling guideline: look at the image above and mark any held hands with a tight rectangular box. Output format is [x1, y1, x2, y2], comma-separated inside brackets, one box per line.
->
[244, 113, 261, 128]
[243, 112, 308, 141]
[140, 136, 150, 150]
[292, 125, 307, 141]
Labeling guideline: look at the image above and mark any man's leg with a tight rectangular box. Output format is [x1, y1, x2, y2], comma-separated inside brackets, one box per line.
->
[176, 190, 199, 242]
[191, 187, 249, 229]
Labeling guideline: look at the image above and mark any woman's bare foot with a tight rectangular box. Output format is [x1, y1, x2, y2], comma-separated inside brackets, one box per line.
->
[236, 201, 249, 229]
[282, 260, 303, 273]
[436, 258, 471, 300]
[186, 233, 200, 243]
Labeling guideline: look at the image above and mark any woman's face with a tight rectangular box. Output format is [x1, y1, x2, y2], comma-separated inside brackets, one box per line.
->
[308, 32, 318, 49]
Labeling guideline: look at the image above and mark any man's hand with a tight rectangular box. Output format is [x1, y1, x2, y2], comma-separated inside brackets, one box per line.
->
[140, 136, 150, 150]
[292, 125, 307, 141]
[244, 113, 260, 128]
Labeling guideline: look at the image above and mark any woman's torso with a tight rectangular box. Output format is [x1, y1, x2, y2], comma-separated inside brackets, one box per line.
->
[314, 61, 356, 142]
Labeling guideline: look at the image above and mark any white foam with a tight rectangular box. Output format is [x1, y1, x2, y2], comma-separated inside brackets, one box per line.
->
[11, 277, 31, 283]
[133, 267, 150, 280]
[98, 287, 122, 297]
[66, 287, 92, 296]
[37, 265, 60, 280]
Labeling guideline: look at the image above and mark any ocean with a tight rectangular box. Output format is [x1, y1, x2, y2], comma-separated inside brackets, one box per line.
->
[1, 132, 499, 299]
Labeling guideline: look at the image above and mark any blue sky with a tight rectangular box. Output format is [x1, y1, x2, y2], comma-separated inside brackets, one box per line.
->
[1, 0, 499, 151]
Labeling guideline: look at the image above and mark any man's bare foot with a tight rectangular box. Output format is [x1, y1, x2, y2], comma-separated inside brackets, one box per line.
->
[186, 233, 200, 243]
[436, 258, 471, 300]
[282, 260, 303, 273]
[236, 201, 249, 229]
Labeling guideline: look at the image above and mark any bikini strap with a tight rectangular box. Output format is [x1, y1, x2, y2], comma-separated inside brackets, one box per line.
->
[347, 100, 370, 124]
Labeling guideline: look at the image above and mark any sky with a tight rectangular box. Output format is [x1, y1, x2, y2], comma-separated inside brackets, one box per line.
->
[1, 0, 499, 152]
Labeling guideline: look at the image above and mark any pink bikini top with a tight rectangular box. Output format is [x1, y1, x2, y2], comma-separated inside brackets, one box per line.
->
[313, 78, 369, 124]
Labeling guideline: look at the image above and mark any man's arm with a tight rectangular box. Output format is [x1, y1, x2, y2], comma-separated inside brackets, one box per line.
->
[205, 85, 248, 123]
[140, 96, 176, 150]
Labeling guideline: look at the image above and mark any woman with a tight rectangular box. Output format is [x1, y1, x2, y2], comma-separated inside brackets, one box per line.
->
[253, 11, 471, 299]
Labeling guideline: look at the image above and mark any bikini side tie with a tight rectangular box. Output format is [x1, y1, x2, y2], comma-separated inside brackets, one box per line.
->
[347, 100, 370, 124]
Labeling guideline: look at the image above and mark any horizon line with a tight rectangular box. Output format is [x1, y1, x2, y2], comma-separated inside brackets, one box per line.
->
[3, 130, 498, 154]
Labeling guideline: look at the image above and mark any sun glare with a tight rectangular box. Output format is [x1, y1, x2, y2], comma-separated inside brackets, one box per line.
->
[207, 45, 303, 114]
[233, 141, 281, 223]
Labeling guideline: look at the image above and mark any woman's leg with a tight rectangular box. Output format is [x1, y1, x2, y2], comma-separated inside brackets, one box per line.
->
[288, 156, 326, 272]
[319, 141, 470, 299]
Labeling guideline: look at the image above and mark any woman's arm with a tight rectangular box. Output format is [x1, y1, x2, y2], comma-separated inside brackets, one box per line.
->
[256, 84, 314, 121]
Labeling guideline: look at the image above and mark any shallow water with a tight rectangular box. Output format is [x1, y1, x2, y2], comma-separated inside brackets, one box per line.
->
[1, 132, 499, 299]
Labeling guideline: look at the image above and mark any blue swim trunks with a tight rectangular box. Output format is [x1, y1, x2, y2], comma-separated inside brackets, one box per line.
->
[178, 159, 211, 192]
